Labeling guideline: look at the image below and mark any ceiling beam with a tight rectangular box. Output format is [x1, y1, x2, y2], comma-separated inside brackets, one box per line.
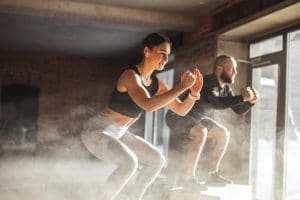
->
[0, 0, 196, 31]
[220, 1, 300, 40]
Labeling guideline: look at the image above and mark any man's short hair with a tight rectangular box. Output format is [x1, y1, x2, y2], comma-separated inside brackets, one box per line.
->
[213, 55, 236, 71]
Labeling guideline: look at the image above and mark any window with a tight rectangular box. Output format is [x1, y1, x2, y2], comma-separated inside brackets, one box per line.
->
[250, 35, 283, 58]
[285, 29, 300, 200]
[249, 26, 300, 200]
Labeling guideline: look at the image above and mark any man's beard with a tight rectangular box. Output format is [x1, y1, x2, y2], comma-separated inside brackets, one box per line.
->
[220, 71, 233, 84]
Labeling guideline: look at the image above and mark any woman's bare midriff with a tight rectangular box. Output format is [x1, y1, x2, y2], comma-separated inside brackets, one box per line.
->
[103, 107, 138, 127]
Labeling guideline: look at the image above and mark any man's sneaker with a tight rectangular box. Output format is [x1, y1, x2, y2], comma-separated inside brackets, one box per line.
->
[180, 176, 208, 192]
[205, 172, 233, 186]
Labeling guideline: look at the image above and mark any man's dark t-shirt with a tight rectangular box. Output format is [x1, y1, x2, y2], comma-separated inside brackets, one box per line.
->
[166, 73, 253, 127]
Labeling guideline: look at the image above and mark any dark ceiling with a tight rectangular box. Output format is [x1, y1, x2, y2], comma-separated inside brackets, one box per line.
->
[0, 0, 228, 58]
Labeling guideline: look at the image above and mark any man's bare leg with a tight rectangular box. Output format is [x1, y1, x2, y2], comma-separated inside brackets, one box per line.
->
[186, 124, 207, 178]
[205, 122, 232, 185]
[207, 124, 230, 173]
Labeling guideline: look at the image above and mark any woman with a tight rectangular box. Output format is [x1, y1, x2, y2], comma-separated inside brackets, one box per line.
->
[81, 33, 203, 200]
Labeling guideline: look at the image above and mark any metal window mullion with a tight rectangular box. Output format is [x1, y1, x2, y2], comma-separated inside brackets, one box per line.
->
[274, 33, 288, 200]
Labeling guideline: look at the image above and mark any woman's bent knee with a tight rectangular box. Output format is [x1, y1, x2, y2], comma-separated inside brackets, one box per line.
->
[221, 128, 230, 141]
[152, 150, 165, 170]
[123, 152, 138, 173]
[158, 153, 166, 167]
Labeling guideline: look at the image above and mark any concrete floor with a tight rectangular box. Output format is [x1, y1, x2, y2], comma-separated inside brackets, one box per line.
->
[0, 152, 253, 200]
[0, 153, 116, 200]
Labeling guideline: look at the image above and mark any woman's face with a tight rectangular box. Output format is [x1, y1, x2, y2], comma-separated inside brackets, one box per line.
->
[145, 42, 171, 71]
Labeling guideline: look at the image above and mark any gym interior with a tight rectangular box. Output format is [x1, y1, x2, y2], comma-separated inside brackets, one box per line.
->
[0, 0, 299, 199]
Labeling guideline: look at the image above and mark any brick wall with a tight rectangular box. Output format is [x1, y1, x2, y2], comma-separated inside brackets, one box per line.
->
[0, 52, 122, 155]
[174, 34, 217, 80]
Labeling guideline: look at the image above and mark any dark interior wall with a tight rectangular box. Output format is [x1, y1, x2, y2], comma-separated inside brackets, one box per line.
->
[174, 34, 217, 81]
[0, 52, 123, 154]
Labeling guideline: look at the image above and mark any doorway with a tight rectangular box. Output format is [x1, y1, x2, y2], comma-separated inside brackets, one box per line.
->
[0, 84, 39, 153]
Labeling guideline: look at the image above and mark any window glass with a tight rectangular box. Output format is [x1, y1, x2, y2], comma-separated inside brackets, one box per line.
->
[285, 29, 300, 200]
[250, 35, 283, 58]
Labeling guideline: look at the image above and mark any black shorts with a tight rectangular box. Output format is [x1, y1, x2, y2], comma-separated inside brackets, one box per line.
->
[165, 111, 217, 152]
[166, 111, 215, 132]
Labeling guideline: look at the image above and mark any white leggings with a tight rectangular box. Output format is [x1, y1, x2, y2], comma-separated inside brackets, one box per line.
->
[81, 113, 165, 200]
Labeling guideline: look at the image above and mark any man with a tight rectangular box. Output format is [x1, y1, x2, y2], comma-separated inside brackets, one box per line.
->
[166, 55, 259, 188]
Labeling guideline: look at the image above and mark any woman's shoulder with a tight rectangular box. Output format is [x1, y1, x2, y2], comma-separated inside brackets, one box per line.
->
[121, 68, 138, 79]
[121, 66, 139, 76]
[118, 67, 140, 85]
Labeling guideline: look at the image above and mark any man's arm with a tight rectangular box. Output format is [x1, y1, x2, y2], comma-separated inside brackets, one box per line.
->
[204, 84, 245, 109]
[206, 94, 245, 109]
[231, 87, 259, 114]
[204, 85, 253, 110]
[231, 102, 254, 114]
